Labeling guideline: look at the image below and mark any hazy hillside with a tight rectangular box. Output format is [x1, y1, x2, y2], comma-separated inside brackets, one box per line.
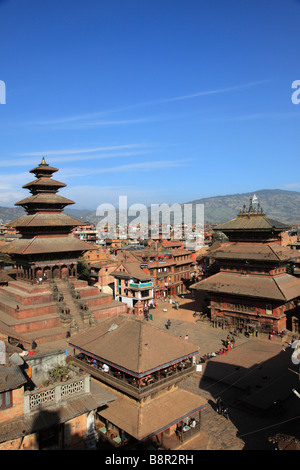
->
[186, 189, 300, 224]
[0, 189, 300, 225]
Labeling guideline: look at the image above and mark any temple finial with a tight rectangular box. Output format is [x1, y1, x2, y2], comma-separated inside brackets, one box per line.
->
[41, 156, 46, 165]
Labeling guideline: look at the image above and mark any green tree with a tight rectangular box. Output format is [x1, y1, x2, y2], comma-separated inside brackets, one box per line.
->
[77, 259, 91, 281]
[211, 231, 228, 244]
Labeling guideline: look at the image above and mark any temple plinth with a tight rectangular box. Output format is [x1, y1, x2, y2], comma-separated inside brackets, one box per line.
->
[2, 157, 97, 282]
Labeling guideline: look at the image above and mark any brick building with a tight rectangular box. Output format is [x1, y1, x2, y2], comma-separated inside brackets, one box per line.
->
[112, 261, 154, 310]
[115, 246, 195, 300]
[0, 343, 116, 450]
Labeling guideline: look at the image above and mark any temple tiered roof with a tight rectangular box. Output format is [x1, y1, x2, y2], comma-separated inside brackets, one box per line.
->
[215, 199, 291, 242]
[1, 157, 97, 281]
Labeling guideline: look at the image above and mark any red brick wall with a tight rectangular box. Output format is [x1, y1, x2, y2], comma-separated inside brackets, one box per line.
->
[0, 388, 24, 424]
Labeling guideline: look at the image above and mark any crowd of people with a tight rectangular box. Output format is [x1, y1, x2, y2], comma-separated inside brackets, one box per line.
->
[201, 335, 236, 362]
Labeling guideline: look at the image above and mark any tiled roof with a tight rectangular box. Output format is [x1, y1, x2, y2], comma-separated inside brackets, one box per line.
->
[0, 379, 116, 444]
[190, 271, 300, 301]
[15, 193, 75, 206]
[23, 177, 66, 188]
[99, 388, 206, 441]
[29, 162, 58, 174]
[1, 235, 98, 255]
[215, 213, 290, 232]
[69, 315, 200, 376]
[208, 243, 296, 262]
[0, 364, 27, 392]
[112, 261, 153, 281]
[7, 212, 83, 228]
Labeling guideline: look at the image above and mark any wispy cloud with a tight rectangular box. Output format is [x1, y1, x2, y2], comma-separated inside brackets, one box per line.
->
[0, 144, 151, 167]
[61, 159, 191, 179]
[25, 80, 270, 128]
[0, 172, 30, 206]
[133, 80, 270, 106]
[205, 111, 300, 123]
[32, 116, 156, 128]
[18, 143, 147, 157]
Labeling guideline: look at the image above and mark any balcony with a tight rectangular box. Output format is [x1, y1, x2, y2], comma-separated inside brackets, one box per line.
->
[70, 356, 194, 400]
[24, 374, 90, 413]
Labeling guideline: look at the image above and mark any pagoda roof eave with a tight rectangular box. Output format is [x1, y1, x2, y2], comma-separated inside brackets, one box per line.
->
[23, 177, 66, 189]
[15, 194, 75, 206]
[7, 212, 84, 228]
[29, 165, 58, 174]
[190, 271, 300, 302]
[215, 214, 290, 232]
[0, 236, 98, 255]
[207, 243, 296, 262]
[98, 389, 206, 441]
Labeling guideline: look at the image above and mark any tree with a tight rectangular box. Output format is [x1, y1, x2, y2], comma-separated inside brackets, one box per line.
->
[211, 231, 228, 244]
[77, 259, 91, 282]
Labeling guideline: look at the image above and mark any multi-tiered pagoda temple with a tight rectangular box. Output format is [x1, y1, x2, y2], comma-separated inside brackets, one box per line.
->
[191, 201, 300, 334]
[2, 157, 96, 281]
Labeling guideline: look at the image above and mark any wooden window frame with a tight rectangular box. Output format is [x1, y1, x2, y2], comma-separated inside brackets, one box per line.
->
[0, 390, 13, 410]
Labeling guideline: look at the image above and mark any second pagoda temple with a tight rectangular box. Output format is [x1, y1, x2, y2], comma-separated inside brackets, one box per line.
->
[2, 157, 97, 281]
[191, 201, 300, 334]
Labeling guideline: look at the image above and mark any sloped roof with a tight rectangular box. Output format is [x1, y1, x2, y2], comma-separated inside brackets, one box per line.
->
[23, 177, 66, 189]
[0, 364, 27, 392]
[15, 193, 75, 206]
[69, 315, 200, 376]
[112, 261, 153, 281]
[0, 379, 116, 444]
[215, 213, 290, 232]
[99, 388, 206, 441]
[190, 271, 300, 301]
[1, 235, 97, 255]
[29, 161, 58, 174]
[208, 243, 296, 262]
[130, 247, 169, 258]
[195, 246, 209, 260]
[7, 212, 82, 228]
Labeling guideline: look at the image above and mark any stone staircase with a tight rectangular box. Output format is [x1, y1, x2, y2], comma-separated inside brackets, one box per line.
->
[0, 278, 127, 346]
[52, 279, 97, 334]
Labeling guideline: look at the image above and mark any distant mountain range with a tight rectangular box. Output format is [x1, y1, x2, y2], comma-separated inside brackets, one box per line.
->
[1, 189, 300, 226]
[185, 189, 300, 225]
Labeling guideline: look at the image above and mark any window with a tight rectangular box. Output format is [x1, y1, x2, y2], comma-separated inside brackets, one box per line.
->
[266, 304, 272, 315]
[38, 425, 61, 450]
[0, 390, 12, 409]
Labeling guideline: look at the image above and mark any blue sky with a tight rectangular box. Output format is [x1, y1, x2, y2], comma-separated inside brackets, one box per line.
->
[0, 0, 299, 210]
